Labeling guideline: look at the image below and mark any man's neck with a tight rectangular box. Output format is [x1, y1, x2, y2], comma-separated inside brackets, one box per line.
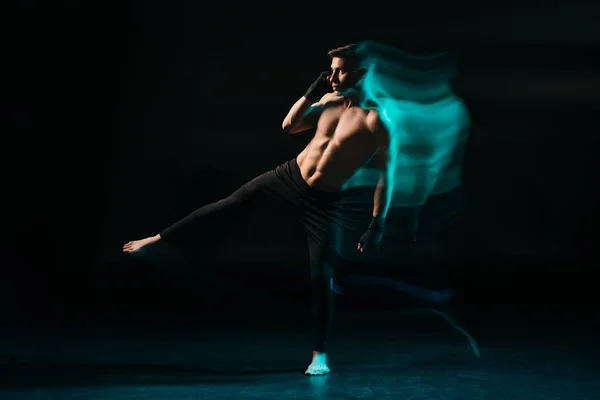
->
[340, 88, 366, 108]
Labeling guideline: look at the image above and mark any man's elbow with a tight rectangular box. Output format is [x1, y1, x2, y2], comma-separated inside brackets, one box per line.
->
[282, 123, 292, 133]
[282, 120, 296, 134]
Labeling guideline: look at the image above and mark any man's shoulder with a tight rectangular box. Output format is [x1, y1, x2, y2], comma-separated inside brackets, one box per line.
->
[357, 101, 382, 123]
[362, 99, 380, 110]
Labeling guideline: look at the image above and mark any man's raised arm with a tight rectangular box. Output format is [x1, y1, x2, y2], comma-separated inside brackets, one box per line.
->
[282, 71, 330, 134]
[282, 97, 323, 134]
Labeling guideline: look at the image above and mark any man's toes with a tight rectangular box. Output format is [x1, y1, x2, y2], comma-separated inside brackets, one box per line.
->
[305, 364, 330, 376]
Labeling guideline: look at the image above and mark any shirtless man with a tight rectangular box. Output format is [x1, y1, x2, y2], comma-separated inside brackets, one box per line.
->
[123, 43, 392, 375]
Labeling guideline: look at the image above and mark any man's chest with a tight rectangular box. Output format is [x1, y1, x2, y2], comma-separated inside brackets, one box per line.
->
[318, 107, 373, 144]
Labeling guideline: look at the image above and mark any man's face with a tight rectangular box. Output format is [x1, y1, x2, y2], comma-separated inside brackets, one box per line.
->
[329, 57, 363, 94]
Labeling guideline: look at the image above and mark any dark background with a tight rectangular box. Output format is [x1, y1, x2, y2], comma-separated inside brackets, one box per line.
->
[3, 1, 599, 329]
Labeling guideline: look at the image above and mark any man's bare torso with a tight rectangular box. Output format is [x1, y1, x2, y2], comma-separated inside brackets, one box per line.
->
[296, 103, 380, 192]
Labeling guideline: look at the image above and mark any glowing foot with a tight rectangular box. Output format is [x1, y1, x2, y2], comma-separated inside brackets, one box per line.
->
[305, 351, 330, 376]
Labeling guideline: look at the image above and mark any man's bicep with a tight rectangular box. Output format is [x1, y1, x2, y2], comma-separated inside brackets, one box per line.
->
[293, 104, 322, 133]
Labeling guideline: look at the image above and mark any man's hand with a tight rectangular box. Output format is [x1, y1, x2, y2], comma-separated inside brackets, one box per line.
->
[304, 71, 333, 102]
[357, 216, 384, 253]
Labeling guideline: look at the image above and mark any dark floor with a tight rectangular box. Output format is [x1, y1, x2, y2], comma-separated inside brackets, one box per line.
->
[1, 303, 599, 400]
[1, 250, 598, 399]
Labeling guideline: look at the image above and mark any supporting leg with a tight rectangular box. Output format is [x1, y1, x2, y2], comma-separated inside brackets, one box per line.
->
[305, 237, 337, 375]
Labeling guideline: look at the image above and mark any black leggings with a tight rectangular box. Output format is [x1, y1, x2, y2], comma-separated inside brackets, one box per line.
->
[160, 159, 342, 352]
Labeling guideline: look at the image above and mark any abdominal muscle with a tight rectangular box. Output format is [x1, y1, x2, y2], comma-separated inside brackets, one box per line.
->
[297, 132, 377, 193]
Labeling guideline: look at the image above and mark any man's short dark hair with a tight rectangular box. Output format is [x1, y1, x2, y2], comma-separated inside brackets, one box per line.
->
[327, 43, 369, 70]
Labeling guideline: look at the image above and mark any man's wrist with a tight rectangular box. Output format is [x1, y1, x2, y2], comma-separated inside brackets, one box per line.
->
[369, 215, 385, 230]
[304, 86, 322, 102]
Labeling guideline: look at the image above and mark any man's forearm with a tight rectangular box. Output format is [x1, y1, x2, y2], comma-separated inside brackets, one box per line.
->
[282, 96, 317, 133]
[372, 171, 393, 221]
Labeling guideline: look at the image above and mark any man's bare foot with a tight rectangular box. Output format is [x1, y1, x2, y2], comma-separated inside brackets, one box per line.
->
[123, 235, 160, 253]
[305, 351, 330, 376]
